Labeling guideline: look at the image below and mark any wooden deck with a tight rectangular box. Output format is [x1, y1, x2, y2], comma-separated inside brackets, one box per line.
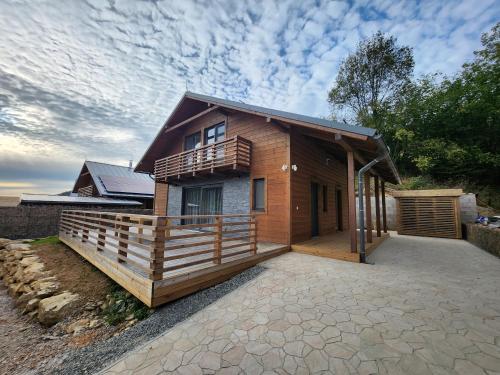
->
[59, 210, 288, 307]
[291, 230, 390, 262]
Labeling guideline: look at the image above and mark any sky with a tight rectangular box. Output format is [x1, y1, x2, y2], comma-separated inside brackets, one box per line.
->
[0, 0, 498, 196]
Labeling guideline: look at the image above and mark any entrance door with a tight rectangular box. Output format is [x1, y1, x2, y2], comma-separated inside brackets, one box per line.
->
[311, 182, 319, 237]
[336, 189, 343, 231]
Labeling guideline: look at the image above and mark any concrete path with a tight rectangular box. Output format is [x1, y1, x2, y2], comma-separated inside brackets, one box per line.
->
[101, 234, 500, 374]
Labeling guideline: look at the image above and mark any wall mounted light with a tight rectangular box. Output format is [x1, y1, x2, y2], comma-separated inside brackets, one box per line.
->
[291, 164, 298, 172]
[281, 164, 289, 172]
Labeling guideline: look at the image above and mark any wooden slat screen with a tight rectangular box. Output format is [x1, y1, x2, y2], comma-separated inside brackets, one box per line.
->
[397, 196, 461, 239]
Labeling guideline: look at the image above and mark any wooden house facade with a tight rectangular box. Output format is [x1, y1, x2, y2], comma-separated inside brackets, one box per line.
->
[59, 92, 400, 307]
[136, 92, 400, 254]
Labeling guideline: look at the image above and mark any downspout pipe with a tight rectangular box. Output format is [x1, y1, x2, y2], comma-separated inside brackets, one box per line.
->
[358, 156, 387, 263]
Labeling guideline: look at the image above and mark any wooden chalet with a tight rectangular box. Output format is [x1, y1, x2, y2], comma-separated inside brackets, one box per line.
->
[59, 92, 400, 307]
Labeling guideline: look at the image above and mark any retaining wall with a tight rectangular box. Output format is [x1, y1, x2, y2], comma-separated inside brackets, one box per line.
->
[467, 224, 500, 257]
[0, 205, 153, 240]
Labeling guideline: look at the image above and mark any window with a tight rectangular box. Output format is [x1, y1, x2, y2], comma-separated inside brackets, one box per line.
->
[253, 178, 265, 211]
[323, 185, 328, 212]
[204, 122, 225, 144]
[182, 185, 222, 225]
[184, 131, 201, 150]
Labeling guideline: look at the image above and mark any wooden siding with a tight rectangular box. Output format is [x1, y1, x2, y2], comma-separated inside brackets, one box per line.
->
[290, 128, 349, 244]
[154, 183, 168, 215]
[396, 195, 462, 239]
[227, 112, 290, 245]
[155, 109, 290, 245]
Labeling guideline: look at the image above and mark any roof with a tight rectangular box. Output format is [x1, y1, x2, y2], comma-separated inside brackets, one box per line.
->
[184, 92, 377, 137]
[135, 92, 400, 184]
[20, 194, 142, 206]
[73, 161, 154, 199]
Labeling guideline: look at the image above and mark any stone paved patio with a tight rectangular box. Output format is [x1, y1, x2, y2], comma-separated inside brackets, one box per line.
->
[100, 233, 500, 374]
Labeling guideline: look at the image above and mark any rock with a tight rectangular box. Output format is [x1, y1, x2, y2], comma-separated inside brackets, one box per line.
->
[23, 262, 45, 278]
[32, 280, 59, 298]
[0, 238, 12, 249]
[88, 319, 102, 329]
[6, 243, 31, 252]
[24, 298, 40, 313]
[16, 292, 37, 307]
[66, 318, 90, 334]
[38, 292, 79, 326]
[125, 313, 134, 321]
[8, 282, 24, 297]
[83, 302, 97, 311]
[20, 256, 40, 267]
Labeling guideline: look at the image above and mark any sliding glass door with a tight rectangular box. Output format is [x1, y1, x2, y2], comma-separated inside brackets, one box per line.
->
[182, 185, 223, 225]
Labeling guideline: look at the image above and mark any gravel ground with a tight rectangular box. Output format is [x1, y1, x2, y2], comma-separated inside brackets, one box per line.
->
[38, 265, 265, 375]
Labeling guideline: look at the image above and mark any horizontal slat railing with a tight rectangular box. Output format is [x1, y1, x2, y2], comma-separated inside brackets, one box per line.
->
[59, 211, 257, 282]
[154, 136, 252, 182]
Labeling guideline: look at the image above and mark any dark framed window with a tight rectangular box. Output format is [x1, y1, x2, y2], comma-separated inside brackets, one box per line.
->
[323, 185, 328, 212]
[184, 131, 201, 150]
[204, 122, 225, 145]
[181, 185, 222, 225]
[252, 178, 265, 212]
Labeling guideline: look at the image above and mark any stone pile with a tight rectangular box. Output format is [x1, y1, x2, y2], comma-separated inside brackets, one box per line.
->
[0, 238, 79, 326]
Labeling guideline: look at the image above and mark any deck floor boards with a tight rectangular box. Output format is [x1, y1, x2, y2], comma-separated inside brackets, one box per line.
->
[291, 230, 389, 262]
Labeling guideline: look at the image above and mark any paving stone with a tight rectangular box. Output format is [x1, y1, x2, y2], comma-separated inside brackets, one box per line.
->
[99, 238, 500, 375]
[222, 345, 246, 366]
[454, 359, 488, 375]
[304, 350, 328, 372]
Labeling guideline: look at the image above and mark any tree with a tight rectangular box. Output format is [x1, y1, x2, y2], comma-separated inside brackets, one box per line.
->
[328, 31, 414, 130]
[379, 23, 500, 186]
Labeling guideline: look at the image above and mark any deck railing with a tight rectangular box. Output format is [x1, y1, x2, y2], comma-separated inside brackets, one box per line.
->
[154, 135, 251, 182]
[59, 210, 257, 282]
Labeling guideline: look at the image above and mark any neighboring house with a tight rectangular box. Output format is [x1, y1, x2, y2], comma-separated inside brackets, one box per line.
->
[19, 193, 143, 207]
[72, 161, 154, 208]
[135, 91, 400, 251]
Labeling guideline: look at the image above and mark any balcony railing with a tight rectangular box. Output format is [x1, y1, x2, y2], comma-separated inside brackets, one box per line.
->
[59, 210, 257, 281]
[154, 135, 251, 182]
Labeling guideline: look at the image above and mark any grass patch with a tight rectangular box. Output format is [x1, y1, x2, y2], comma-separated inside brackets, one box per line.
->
[101, 284, 152, 326]
[31, 236, 61, 246]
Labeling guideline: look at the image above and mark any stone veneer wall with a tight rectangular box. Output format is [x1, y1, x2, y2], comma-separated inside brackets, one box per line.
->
[167, 176, 250, 216]
[0, 205, 153, 240]
[467, 223, 500, 257]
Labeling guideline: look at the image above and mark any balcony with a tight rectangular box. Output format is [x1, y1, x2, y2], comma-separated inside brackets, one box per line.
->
[154, 136, 251, 183]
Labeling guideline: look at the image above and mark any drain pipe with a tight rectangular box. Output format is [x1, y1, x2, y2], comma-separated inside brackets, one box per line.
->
[358, 156, 386, 263]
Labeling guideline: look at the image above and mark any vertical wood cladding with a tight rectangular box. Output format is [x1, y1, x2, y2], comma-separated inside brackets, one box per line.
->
[154, 183, 168, 215]
[156, 109, 290, 245]
[290, 128, 349, 244]
[227, 112, 290, 245]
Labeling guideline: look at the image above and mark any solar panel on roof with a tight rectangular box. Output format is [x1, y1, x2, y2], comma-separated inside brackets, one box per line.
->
[99, 175, 154, 195]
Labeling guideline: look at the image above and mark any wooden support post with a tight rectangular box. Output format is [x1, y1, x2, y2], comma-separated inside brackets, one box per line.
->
[150, 217, 166, 281]
[374, 175, 381, 237]
[347, 151, 357, 253]
[364, 174, 373, 243]
[381, 181, 387, 233]
[214, 216, 222, 264]
[82, 213, 89, 243]
[118, 216, 129, 263]
[252, 215, 257, 255]
[97, 214, 106, 252]
[138, 218, 144, 244]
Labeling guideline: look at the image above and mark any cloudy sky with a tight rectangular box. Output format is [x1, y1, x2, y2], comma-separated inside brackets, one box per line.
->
[0, 0, 498, 195]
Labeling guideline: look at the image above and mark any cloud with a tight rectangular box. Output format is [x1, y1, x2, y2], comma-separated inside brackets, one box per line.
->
[0, 0, 498, 194]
